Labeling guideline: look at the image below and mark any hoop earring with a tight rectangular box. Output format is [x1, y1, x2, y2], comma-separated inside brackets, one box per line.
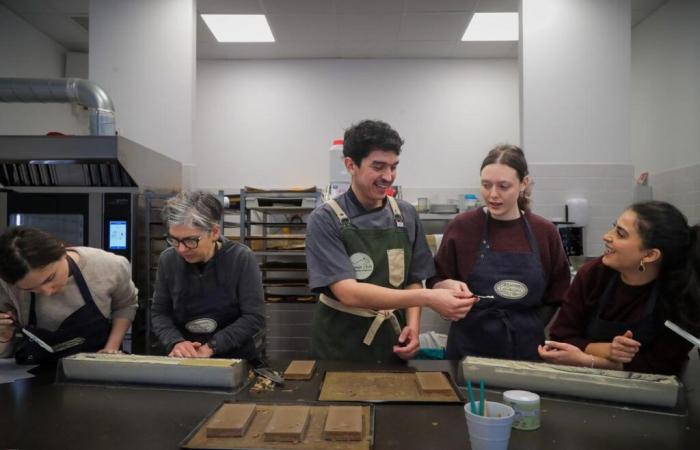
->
[638, 260, 646, 273]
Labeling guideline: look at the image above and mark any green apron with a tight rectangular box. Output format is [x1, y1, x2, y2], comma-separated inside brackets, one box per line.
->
[310, 196, 412, 362]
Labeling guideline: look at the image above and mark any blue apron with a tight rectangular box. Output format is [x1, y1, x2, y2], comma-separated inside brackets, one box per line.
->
[173, 252, 256, 360]
[445, 210, 547, 360]
[15, 254, 111, 365]
[585, 274, 658, 347]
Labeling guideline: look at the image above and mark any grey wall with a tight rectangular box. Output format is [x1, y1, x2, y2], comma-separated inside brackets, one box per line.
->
[0, 4, 87, 135]
[194, 58, 520, 191]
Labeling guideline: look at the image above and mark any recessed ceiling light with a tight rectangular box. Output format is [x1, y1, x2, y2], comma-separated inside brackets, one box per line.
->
[201, 14, 274, 43]
[462, 12, 519, 41]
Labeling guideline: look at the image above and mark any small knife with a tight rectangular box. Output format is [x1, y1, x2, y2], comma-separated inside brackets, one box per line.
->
[20, 327, 55, 354]
[8, 316, 55, 354]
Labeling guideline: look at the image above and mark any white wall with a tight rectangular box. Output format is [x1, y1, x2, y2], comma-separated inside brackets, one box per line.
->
[90, 0, 196, 166]
[0, 5, 87, 135]
[631, 0, 700, 176]
[521, 0, 631, 164]
[194, 59, 520, 191]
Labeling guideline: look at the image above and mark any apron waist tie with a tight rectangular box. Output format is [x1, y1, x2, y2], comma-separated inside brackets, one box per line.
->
[319, 294, 402, 346]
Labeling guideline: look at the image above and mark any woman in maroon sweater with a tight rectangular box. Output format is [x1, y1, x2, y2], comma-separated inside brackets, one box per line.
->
[540, 201, 700, 375]
[428, 145, 570, 360]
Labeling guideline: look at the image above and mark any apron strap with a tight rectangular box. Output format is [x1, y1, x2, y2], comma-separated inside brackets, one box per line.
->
[319, 293, 402, 346]
[327, 199, 351, 227]
[328, 197, 405, 229]
[386, 196, 405, 228]
[65, 254, 99, 308]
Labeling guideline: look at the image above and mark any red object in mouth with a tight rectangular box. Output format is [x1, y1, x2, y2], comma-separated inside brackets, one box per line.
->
[386, 187, 395, 197]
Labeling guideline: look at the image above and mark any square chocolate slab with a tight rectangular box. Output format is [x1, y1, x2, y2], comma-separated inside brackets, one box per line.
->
[206, 403, 256, 437]
[284, 360, 317, 380]
[415, 372, 453, 395]
[323, 406, 363, 441]
[263, 405, 311, 442]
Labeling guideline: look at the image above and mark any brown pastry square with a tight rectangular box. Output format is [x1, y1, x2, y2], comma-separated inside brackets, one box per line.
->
[415, 372, 453, 395]
[206, 403, 256, 437]
[283, 360, 317, 380]
[323, 406, 363, 441]
[263, 405, 311, 442]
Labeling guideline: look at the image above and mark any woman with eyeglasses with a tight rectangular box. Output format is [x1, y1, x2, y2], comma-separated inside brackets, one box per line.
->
[151, 190, 265, 359]
[0, 227, 138, 364]
[539, 201, 700, 375]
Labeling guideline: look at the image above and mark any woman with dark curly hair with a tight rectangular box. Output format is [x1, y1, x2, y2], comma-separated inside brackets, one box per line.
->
[540, 201, 700, 375]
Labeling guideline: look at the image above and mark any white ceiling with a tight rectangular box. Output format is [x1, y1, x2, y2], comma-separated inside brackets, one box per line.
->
[0, 0, 668, 59]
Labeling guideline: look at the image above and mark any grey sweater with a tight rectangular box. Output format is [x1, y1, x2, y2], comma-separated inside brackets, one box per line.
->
[151, 238, 265, 356]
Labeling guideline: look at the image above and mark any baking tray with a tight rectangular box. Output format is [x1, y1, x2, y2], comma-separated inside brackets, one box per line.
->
[180, 401, 374, 450]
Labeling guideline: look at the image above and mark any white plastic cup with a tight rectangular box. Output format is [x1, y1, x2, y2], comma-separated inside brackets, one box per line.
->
[464, 401, 515, 450]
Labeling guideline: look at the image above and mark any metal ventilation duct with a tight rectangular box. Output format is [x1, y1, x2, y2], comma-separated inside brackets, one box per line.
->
[0, 77, 116, 136]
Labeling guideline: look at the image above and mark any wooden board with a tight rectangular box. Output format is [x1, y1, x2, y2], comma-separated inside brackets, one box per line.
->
[318, 371, 462, 403]
[264, 405, 311, 442]
[206, 404, 256, 438]
[284, 360, 317, 380]
[324, 406, 363, 441]
[181, 403, 374, 450]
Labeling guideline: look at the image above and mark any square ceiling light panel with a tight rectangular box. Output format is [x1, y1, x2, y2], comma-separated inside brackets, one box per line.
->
[462, 12, 519, 41]
[201, 14, 275, 42]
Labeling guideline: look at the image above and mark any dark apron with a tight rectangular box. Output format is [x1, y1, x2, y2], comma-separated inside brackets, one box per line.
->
[311, 197, 411, 363]
[15, 255, 111, 365]
[173, 254, 256, 360]
[446, 211, 547, 360]
[585, 274, 658, 346]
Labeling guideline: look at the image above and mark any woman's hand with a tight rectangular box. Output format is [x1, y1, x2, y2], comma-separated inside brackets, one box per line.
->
[538, 340, 590, 367]
[169, 340, 202, 358]
[97, 347, 123, 354]
[610, 330, 641, 363]
[0, 311, 17, 342]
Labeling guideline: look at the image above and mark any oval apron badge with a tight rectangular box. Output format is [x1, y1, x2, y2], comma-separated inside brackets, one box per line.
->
[185, 318, 218, 334]
[494, 280, 529, 300]
[350, 252, 374, 280]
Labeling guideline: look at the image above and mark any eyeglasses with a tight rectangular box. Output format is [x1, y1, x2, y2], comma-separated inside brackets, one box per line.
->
[165, 234, 205, 249]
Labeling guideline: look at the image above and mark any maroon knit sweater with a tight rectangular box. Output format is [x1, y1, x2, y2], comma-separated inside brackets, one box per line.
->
[550, 257, 693, 375]
[427, 208, 570, 305]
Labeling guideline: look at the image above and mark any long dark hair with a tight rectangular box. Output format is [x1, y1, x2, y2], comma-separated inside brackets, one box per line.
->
[631, 201, 700, 331]
[480, 144, 531, 211]
[0, 226, 66, 284]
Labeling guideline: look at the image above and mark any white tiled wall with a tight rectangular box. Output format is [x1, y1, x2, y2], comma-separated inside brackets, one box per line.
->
[403, 163, 637, 257]
[528, 163, 635, 257]
[650, 164, 700, 226]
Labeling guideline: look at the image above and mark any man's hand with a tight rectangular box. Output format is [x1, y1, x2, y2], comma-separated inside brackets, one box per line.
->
[393, 326, 420, 360]
[427, 289, 478, 321]
[169, 340, 202, 358]
[432, 279, 473, 295]
[610, 330, 641, 363]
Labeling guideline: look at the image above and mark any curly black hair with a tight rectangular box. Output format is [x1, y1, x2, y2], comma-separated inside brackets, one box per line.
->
[343, 120, 404, 166]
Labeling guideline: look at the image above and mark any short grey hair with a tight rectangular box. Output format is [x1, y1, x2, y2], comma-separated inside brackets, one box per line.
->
[162, 191, 222, 231]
